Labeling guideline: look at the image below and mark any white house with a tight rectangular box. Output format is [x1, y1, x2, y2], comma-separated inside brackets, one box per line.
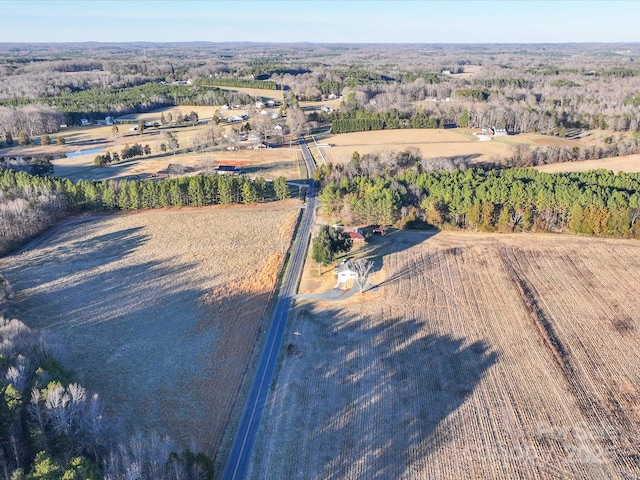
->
[335, 260, 358, 289]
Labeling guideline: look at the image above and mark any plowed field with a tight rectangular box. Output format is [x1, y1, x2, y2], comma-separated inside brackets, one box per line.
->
[0, 206, 299, 461]
[250, 231, 640, 479]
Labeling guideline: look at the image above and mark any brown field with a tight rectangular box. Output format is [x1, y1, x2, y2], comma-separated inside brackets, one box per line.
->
[318, 129, 514, 165]
[314, 129, 631, 168]
[51, 144, 303, 182]
[0, 206, 300, 462]
[250, 231, 640, 479]
[536, 153, 640, 173]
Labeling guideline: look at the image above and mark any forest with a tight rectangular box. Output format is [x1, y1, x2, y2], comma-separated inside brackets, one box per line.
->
[315, 152, 640, 237]
[2, 42, 640, 137]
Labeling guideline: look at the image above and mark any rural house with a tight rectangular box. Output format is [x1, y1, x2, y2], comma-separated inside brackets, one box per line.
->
[335, 260, 358, 289]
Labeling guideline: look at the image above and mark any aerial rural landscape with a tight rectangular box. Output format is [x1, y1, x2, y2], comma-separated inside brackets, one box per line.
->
[0, 1, 639, 479]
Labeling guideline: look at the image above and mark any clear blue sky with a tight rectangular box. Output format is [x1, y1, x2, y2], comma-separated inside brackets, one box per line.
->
[2, 0, 639, 43]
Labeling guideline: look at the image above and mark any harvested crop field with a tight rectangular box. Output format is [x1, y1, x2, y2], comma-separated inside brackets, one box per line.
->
[319, 129, 516, 165]
[0, 206, 299, 459]
[536, 153, 640, 173]
[250, 231, 640, 479]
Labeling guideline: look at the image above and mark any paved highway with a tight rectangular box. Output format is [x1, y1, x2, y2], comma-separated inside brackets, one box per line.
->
[222, 138, 316, 480]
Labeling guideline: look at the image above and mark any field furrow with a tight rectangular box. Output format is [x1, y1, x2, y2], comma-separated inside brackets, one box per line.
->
[251, 231, 640, 479]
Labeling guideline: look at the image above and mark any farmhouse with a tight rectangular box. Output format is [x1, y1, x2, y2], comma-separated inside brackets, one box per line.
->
[334, 260, 358, 289]
[493, 126, 509, 136]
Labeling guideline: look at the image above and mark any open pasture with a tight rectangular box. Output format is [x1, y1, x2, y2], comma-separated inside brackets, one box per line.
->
[318, 129, 514, 165]
[315, 129, 610, 166]
[250, 231, 640, 479]
[52, 143, 303, 182]
[0, 207, 299, 460]
[536, 153, 640, 173]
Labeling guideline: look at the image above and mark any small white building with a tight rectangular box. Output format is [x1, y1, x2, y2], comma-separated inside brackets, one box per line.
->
[335, 260, 358, 289]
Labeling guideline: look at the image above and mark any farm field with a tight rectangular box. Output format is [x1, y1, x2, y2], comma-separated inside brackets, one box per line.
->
[314, 129, 624, 166]
[249, 231, 640, 479]
[536, 153, 640, 173]
[51, 143, 303, 182]
[0, 206, 300, 462]
[317, 129, 513, 165]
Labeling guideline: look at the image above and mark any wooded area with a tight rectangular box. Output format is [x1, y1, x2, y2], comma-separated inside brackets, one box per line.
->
[316, 153, 640, 237]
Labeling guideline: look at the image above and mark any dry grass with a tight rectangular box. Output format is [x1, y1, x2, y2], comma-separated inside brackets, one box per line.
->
[319, 129, 515, 165]
[535, 153, 640, 173]
[0, 206, 300, 459]
[52, 144, 303, 182]
[315, 129, 634, 168]
[250, 231, 640, 479]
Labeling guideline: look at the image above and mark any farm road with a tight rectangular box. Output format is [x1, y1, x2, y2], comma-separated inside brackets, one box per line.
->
[222, 138, 316, 480]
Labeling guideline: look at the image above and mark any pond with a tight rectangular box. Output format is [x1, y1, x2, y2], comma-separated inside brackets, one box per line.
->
[64, 147, 107, 158]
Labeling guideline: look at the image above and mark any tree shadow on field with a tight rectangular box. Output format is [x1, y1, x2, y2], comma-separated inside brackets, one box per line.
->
[354, 229, 440, 289]
[1, 220, 250, 451]
[260, 306, 497, 479]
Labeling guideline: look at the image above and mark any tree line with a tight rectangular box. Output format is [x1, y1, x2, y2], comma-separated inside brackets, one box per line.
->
[315, 152, 640, 237]
[0, 276, 214, 479]
[197, 78, 278, 90]
[0, 168, 291, 256]
[94, 144, 152, 167]
[0, 83, 253, 125]
[329, 108, 444, 133]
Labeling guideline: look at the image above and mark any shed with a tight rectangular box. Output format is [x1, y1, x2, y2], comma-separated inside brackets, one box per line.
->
[348, 231, 366, 243]
[216, 165, 242, 175]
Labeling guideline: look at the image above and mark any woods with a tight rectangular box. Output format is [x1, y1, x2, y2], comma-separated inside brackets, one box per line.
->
[316, 153, 640, 237]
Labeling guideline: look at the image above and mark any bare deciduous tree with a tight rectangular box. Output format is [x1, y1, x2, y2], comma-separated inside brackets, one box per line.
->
[353, 259, 374, 293]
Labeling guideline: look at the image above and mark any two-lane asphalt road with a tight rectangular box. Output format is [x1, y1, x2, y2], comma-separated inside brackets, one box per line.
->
[222, 138, 316, 480]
